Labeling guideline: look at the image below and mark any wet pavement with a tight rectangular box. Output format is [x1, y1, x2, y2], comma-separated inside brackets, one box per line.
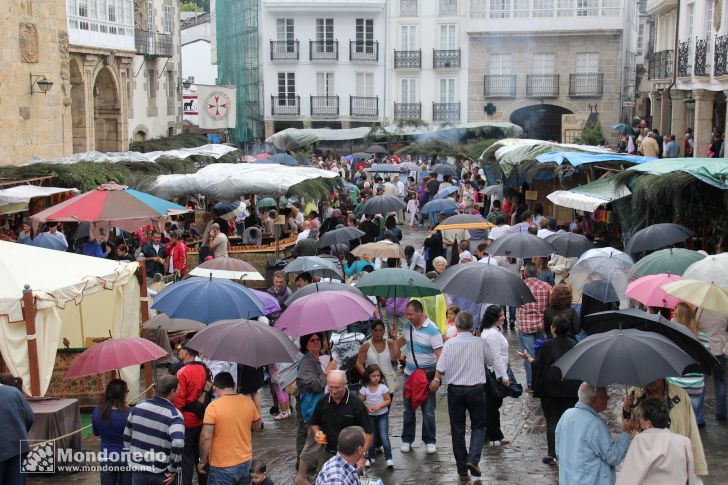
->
[31, 224, 728, 484]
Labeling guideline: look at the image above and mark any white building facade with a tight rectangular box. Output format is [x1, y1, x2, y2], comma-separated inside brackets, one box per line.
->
[181, 12, 219, 126]
[260, 0, 387, 138]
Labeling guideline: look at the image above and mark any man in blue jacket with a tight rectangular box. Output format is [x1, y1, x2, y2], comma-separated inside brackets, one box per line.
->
[0, 379, 34, 485]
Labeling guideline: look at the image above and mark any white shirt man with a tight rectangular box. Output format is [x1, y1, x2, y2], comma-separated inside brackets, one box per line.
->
[394, 176, 406, 198]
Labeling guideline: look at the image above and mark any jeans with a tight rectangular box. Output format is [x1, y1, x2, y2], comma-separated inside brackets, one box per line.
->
[131, 471, 173, 485]
[690, 391, 705, 426]
[507, 307, 516, 325]
[208, 460, 251, 485]
[402, 375, 437, 445]
[182, 426, 207, 485]
[367, 412, 392, 460]
[518, 329, 545, 388]
[0, 454, 26, 485]
[713, 355, 727, 419]
[100, 461, 132, 485]
[540, 397, 577, 457]
[447, 385, 487, 473]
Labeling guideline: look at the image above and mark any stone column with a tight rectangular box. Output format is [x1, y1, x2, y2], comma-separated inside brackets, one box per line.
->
[83, 55, 99, 152]
[670, 90, 686, 155]
[264, 120, 275, 139]
[651, 92, 662, 130]
[659, 90, 672, 135]
[692, 89, 714, 158]
[341, 119, 351, 129]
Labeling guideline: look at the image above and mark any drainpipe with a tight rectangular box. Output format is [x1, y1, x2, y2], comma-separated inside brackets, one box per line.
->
[666, 0, 681, 103]
[383, 2, 388, 122]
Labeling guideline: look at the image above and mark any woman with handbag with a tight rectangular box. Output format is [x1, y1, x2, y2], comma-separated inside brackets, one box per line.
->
[295, 333, 327, 462]
[517, 314, 580, 466]
[355, 320, 401, 397]
[478, 305, 511, 446]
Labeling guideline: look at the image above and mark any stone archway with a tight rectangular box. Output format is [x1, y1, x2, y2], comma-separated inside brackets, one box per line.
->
[70, 59, 87, 153]
[510, 104, 573, 141]
[93, 68, 122, 152]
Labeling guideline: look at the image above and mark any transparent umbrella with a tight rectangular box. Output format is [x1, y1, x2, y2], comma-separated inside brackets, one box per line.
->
[569, 254, 634, 303]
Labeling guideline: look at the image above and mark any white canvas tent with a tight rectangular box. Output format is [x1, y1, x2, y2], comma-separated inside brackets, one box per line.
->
[0, 186, 80, 215]
[0, 241, 141, 397]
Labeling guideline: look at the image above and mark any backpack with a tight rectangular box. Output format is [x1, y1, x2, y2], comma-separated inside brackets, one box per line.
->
[181, 361, 213, 419]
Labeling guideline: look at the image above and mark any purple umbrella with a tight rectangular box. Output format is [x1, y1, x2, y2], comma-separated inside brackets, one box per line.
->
[275, 291, 376, 337]
[250, 289, 281, 315]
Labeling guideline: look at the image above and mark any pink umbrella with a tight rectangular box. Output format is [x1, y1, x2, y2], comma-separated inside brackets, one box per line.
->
[255, 153, 272, 159]
[250, 289, 281, 315]
[275, 291, 375, 337]
[625, 273, 684, 309]
[65, 337, 167, 378]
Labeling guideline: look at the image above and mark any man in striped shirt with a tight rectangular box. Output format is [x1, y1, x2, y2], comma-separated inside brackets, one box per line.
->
[432, 312, 506, 478]
[394, 300, 443, 454]
[124, 375, 185, 485]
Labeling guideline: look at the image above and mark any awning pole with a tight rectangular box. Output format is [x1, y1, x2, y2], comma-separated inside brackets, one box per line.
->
[137, 261, 154, 399]
[22, 285, 41, 397]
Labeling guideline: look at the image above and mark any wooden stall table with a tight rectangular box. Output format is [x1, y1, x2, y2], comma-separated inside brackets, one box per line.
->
[28, 398, 83, 454]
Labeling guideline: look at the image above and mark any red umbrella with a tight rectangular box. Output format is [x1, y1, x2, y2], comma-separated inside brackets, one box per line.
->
[255, 153, 272, 159]
[65, 337, 167, 378]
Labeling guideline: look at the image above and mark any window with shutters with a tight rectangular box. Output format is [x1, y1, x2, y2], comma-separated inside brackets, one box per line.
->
[401, 79, 417, 103]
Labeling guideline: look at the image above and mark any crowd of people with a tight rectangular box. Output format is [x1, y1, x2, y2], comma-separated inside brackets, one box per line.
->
[617, 119, 724, 159]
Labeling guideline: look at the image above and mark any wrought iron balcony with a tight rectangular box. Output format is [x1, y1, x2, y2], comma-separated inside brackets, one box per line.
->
[394, 102, 421, 120]
[433, 102, 460, 122]
[350, 41, 379, 62]
[394, 50, 421, 69]
[135, 30, 173, 57]
[483, 75, 517, 98]
[271, 95, 300, 116]
[677, 40, 691, 77]
[310, 40, 339, 61]
[270, 40, 299, 61]
[694, 38, 709, 77]
[715, 36, 728, 76]
[648, 50, 673, 79]
[350, 96, 379, 117]
[439, 0, 457, 15]
[310, 96, 339, 117]
[568, 73, 604, 97]
[526, 74, 559, 98]
[433, 49, 461, 69]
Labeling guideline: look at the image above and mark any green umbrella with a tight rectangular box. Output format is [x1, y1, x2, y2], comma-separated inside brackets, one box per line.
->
[633, 248, 706, 277]
[257, 197, 277, 210]
[356, 268, 441, 298]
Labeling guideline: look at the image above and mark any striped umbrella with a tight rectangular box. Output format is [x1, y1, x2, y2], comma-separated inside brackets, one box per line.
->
[30, 182, 189, 240]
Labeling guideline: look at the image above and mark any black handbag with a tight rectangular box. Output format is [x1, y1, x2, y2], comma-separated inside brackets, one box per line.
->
[487, 366, 523, 401]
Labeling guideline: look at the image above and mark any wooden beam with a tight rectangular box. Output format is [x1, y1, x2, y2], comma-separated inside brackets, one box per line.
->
[22, 285, 41, 397]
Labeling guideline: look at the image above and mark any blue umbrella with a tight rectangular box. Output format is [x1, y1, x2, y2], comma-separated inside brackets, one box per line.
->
[31, 232, 68, 251]
[213, 200, 245, 220]
[421, 198, 459, 215]
[151, 277, 265, 323]
[271, 153, 299, 166]
[433, 186, 459, 200]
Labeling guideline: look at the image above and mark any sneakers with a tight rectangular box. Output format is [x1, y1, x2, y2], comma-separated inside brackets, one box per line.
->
[400, 443, 411, 453]
[274, 410, 291, 420]
[426, 443, 437, 454]
[386, 459, 394, 469]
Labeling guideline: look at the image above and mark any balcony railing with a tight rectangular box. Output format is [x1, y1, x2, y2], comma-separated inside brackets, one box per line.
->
[433, 102, 460, 122]
[483, 74, 517, 98]
[648, 49, 673, 79]
[433, 49, 461, 69]
[350, 96, 379, 117]
[715, 36, 728, 76]
[350, 41, 379, 62]
[439, 0, 457, 15]
[568, 73, 604, 97]
[310, 40, 339, 61]
[694, 38, 709, 77]
[526, 74, 559, 98]
[270, 40, 299, 61]
[310, 96, 339, 117]
[271, 95, 300, 116]
[135, 30, 173, 57]
[394, 102, 421, 120]
[394, 50, 422, 69]
[677, 40, 691, 77]
[400, 0, 418, 16]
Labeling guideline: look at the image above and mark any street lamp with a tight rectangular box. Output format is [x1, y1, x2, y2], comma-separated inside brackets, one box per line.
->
[182, 77, 194, 89]
[30, 74, 53, 95]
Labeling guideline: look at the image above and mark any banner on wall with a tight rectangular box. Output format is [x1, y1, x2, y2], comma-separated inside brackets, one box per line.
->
[196, 84, 236, 129]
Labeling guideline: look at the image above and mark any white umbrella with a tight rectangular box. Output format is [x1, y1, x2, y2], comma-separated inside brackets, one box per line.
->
[682, 253, 728, 290]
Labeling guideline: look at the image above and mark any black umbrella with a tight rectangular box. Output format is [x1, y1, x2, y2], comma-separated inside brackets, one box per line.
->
[487, 233, 556, 258]
[430, 163, 458, 178]
[352, 152, 371, 161]
[434, 263, 536, 307]
[360, 195, 407, 215]
[366, 144, 387, 154]
[545, 232, 594, 258]
[625, 223, 694, 254]
[317, 226, 365, 248]
[285, 281, 367, 306]
[554, 329, 696, 387]
[583, 309, 718, 372]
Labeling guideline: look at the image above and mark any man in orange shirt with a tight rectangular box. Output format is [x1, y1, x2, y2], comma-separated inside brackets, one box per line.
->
[198, 372, 262, 484]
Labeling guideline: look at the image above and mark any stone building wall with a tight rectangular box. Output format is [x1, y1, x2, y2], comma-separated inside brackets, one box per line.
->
[0, 0, 72, 165]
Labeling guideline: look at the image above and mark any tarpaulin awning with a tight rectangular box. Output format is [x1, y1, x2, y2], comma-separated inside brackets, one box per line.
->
[536, 152, 654, 167]
[547, 178, 631, 212]
[152, 163, 340, 201]
[0, 186, 80, 215]
[24, 144, 238, 165]
[626, 157, 728, 189]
